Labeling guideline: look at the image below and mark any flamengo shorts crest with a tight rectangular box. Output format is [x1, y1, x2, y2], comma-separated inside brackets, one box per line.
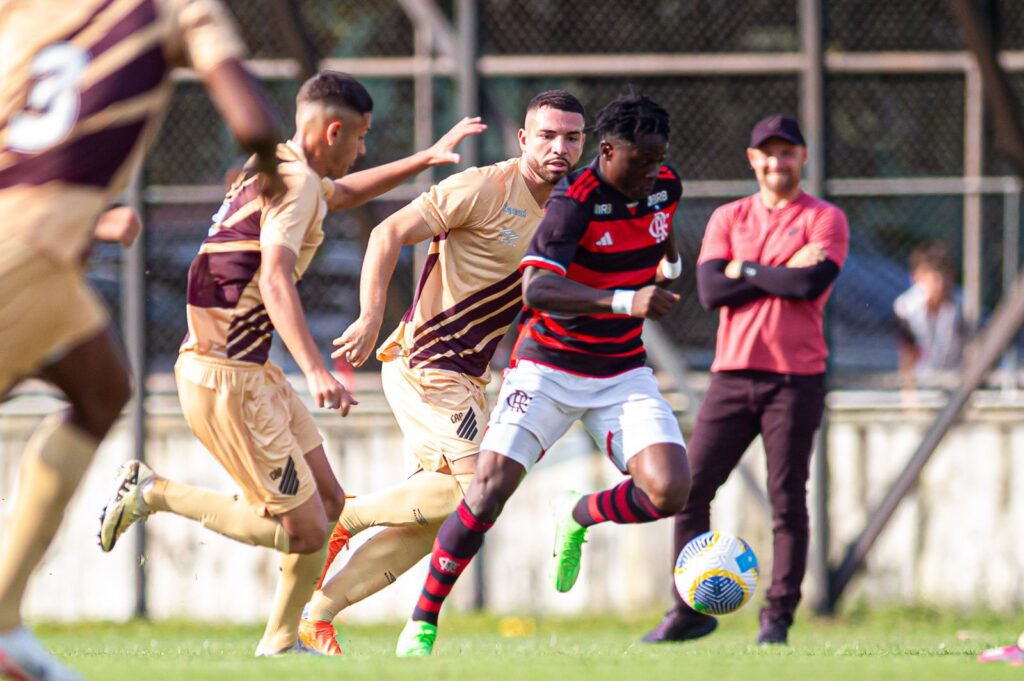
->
[480, 360, 685, 472]
[175, 352, 322, 515]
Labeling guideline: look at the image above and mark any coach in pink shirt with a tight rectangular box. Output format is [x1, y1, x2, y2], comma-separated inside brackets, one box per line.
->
[643, 114, 849, 646]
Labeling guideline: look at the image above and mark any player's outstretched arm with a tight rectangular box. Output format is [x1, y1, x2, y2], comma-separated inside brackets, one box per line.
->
[260, 244, 357, 414]
[327, 117, 487, 212]
[203, 60, 284, 200]
[93, 206, 142, 248]
[332, 204, 436, 366]
[522, 267, 680, 321]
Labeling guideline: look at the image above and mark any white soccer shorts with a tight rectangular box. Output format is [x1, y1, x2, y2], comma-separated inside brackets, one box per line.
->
[479, 359, 685, 472]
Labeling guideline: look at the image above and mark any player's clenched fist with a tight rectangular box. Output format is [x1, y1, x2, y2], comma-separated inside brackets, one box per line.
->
[630, 285, 680, 320]
[331, 315, 381, 368]
[305, 366, 358, 415]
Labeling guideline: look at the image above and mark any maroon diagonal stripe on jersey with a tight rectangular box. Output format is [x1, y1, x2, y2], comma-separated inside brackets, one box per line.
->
[230, 336, 271, 364]
[66, 0, 119, 42]
[78, 44, 167, 121]
[412, 269, 520, 340]
[407, 294, 521, 372]
[227, 306, 271, 347]
[87, 0, 158, 59]
[404, 234, 443, 322]
[186, 251, 262, 308]
[409, 283, 521, 354]
[0, 119, 145, 189]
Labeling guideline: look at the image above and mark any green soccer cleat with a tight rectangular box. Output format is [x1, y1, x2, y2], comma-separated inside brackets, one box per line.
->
[551, 491, 588, 592]
[395, 619, 437, 657]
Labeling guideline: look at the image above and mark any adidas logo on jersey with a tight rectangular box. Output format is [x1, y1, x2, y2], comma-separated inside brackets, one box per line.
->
[455, 408, 478, 441]
[596, 232, 614, 247]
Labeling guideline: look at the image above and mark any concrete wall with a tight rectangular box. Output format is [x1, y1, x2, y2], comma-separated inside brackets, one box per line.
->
[2, 387, 1022, 625]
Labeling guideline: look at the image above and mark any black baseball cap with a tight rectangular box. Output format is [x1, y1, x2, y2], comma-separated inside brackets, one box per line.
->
[749, 114, 805, 148]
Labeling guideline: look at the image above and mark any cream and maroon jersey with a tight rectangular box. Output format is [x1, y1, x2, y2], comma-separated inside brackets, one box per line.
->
[377, 156, 545, 383]
[0, 0, 244, 270]
[181, 141, 334, 365]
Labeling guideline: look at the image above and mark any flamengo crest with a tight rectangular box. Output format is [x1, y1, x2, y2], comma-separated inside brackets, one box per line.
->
[649, 211, 670, 242]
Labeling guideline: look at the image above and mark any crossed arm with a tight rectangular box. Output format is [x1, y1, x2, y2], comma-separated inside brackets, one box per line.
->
[697, 242, 841, 310]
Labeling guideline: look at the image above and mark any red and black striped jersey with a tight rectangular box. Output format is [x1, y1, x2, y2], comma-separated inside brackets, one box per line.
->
[514, 156, 682, 377]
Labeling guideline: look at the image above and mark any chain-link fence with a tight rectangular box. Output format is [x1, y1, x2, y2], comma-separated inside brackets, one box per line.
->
[86, 0, 1024, 386]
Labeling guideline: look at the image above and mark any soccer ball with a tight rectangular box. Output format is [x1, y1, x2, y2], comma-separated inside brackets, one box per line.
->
[674, 531, 759, 615]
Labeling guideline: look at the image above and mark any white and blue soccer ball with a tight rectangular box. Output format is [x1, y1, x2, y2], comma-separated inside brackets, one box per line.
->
[674, 531, 759, 615]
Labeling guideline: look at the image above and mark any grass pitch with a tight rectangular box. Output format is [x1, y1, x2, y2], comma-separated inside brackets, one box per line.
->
[37, 608, 1024, 680]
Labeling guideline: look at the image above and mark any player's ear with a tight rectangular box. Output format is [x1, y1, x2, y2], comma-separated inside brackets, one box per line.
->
[746, 147, 758, 169]
[517, 128, 527, 151]
[599, 139, 613, 159]
[326, 119, 343, 146]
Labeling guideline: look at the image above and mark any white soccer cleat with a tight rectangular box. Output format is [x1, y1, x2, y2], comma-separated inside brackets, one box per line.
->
[98, 459, 156, 553]
[0, 626, 81, 681]
[254, 639, 321, 657]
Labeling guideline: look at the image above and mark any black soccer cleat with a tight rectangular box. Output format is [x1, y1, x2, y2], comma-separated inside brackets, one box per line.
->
[756, 609, 791, 645]
[641, 606, 718, 643]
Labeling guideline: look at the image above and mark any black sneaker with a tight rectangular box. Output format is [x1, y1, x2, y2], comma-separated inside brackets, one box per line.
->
[756, 610, 791, 645]
[641, 606, 718, 643]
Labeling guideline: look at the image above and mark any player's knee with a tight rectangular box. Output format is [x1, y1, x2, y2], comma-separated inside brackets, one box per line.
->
[288, 522, 328, 554]
[75, 367, 132, 436]
[644, 471, 691, 516]
[321, 488, 345, 522]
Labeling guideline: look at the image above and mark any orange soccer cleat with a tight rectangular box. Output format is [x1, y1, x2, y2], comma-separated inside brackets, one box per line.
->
[316, 523, 351, 589]
[298, 619, 343, 657]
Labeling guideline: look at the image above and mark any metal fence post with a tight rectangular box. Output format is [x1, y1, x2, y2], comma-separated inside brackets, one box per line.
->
[121, 169, 148, 619]
[799, 0, 834, 615]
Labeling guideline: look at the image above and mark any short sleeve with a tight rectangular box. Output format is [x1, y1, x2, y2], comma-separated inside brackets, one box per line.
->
[519, 189, 590, 276]
[169, 0, 246, 73]
[412, 167, 496, 236]
[696, 206, 734, 264]
[812, 205, 850, 269]
[261, 164, 319, 255]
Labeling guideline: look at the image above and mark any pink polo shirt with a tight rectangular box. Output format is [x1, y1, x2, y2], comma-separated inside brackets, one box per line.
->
[697, 191, 849, 375]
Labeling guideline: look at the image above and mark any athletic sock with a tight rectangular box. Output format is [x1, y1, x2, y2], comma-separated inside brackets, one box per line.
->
[258, 522, 335, 651]
[144, 478, 290, 552]
[571, 479, 672, 528]
[411, 501, 492, 626]
[338, 471, 465, 537]
[308, 522, 437, 623]
[0, 414, 98, 630]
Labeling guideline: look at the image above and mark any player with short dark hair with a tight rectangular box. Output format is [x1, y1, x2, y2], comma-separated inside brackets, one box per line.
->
[97, 69, 484, 657]
[0, 1, 283, 678]
[642, 113, 848, 646]
[297, 90, 587, 655]
[393, 93, 690, 657]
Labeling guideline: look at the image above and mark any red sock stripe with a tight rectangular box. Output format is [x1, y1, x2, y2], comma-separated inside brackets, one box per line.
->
[600, 488, 622, 522]
[613, 481, 638, 523]
[632, 483, 666, 519]
[587, 493, 608, 523]
[415, 594, 443, 613]
[456, 501, 494, 533]
[425, 572, 455, 598]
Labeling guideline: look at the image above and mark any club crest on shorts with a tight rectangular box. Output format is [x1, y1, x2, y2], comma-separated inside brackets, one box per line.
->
[506, 389, 532, 413]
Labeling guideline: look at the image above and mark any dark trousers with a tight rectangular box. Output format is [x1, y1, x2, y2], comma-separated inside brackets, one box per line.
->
[673, 369, 825, 623]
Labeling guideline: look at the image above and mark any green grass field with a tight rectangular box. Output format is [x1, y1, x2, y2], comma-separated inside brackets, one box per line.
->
[35, 608, 1024, 681]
